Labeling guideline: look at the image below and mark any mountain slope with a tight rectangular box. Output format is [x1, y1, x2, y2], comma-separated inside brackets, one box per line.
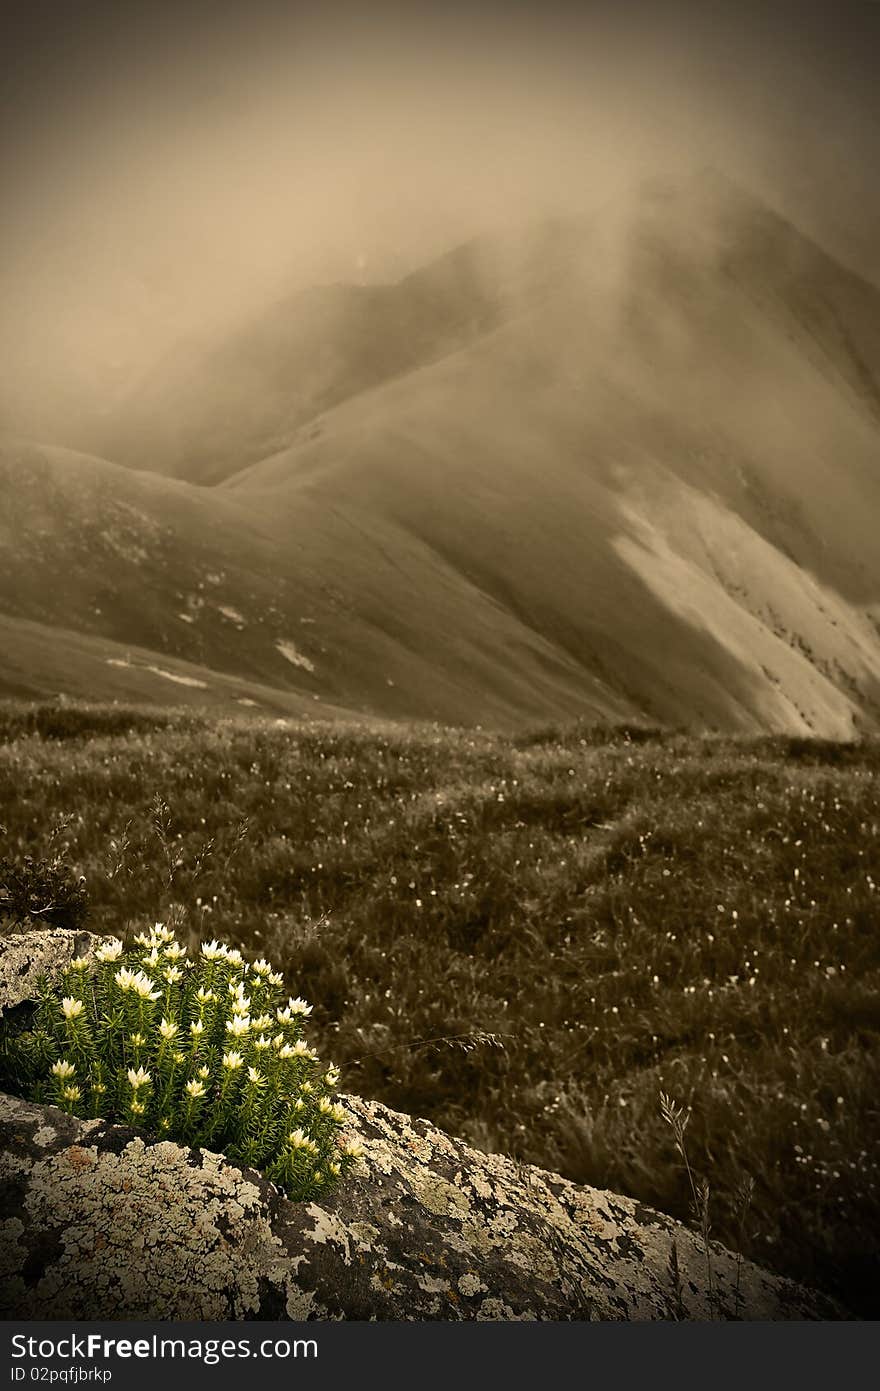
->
[218, 177, 880, 734]
[0, 612, 357, 720]
[0, 440, 636, 726]
[86, 223, 588, 485]
[2, 175, 880, 733]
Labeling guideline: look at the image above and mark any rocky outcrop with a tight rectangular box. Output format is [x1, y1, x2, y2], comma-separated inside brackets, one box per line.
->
[0, 929, 840, 1320]
[0, 926, 99, 1015]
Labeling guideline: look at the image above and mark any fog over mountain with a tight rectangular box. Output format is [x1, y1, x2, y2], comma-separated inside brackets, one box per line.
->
[1, 0, 879, 441]
[2, 169, 879, 734]
[1, 1, 878, 733]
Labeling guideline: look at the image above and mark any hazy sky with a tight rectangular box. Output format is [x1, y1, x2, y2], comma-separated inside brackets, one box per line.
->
[2, 0, 878, 416]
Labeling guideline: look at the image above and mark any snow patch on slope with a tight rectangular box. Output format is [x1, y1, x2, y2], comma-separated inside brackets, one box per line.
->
[276, 639, 315, 673]
[105, 657, 208, 689]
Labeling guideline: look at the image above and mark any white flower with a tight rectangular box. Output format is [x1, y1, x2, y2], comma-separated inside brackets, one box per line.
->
[252, 958, 271, 976]
[221, 1051, 244, 1070]
[287, 1128, 316, 1152]
[152, 924, 174, 942]
[225, 1016, 250, 1037]
[164, 966, 183, 984]
[189, 1019, 205, 1036]
[253, 1034, 271, 1052]
[61, 1085, 82, 1103]
[290, 1039, 311, 1057]
[69, 957, 91, 971]
[173, 1050, 186, 1064]
[126, 1067, 151, 1089]
[143, 948, 161, 968]
[194, 988, 216, 1004]
[246, 1066, 264, 1086]
[95, 938, 123, 963]
[184, 1079, 206, 1098]
[291, 1096, 305, 1112]
[328, 1161, 341, 1177]
[287, 997, 313, 1017]
[61, 997, 84, 1020]
[317, 1098, 346, 1124]
[133, 932, 151, 947]
[114, 968, 160, 1000]
[226, 948, 243, 966]
[128, 1032, 146, 1048]
[196, 1064, 210, 1080]
[131, 972, 160, 1001]
[158, 1018, 178, 1040]
[163, 942, 186, 960]
[324, 1066, 341, 1088]
[51, 1059, 76, 1080]
[251, 1014, 273, 1031]
[130, 1099, 145, 1115]
[231, 1000, 250, 1019]
[268, 971, 284, 987]
[200, 940, 225, 960]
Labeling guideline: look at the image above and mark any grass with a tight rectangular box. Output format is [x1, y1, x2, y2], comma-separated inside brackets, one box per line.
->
[1, 699, 878, 1314]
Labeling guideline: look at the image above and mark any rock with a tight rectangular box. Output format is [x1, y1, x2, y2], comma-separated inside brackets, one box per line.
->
[0, 929, 840, 1320]
[0, 927, 99, 1017]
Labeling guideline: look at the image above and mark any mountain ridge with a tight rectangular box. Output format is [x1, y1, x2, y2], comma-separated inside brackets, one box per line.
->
[2, 173, 879, 733]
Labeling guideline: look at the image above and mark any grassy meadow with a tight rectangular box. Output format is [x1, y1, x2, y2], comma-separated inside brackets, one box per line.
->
[0, 700, 878, 1313]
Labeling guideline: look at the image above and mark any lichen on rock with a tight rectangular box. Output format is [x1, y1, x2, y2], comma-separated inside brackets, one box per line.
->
[0, 930, 842, 1320]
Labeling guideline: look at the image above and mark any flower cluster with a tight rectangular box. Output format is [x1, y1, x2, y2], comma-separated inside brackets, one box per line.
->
[0, 926, 363, 1202]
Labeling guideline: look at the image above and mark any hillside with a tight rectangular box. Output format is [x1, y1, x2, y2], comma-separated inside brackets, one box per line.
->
[1, 705, 877, 1311]
[2, 173, 880, 733]
[87, 223, 587, 485]
[0, 440, 628, 725]
[220, 176, 880, 734]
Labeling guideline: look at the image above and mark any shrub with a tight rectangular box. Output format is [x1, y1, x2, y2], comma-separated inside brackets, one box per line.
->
[0, 853, 89, 933]
[0, 925, 362, 1201]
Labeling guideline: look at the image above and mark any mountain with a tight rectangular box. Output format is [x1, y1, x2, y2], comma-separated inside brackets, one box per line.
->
[85, 223, 588, 485]
[0, 440, 619, 725]
[2, 173, 879, 733]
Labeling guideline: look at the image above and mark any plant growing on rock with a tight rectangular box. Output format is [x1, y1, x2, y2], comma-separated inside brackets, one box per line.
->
[0, 925, 362, 1201]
